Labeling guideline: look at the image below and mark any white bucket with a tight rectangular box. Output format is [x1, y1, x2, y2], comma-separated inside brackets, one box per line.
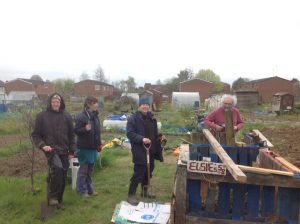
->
[69, 158, 80, 190]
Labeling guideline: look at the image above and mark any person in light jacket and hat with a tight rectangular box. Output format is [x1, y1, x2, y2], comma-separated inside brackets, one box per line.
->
[32, 92, 75, 209]
[126, 97, 163, 205]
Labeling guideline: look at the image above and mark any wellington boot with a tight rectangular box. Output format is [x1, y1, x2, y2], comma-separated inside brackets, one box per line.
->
[127, 195, 139, 206]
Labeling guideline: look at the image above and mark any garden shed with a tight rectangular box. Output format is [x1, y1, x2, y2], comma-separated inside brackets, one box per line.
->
[172, 92, 200, 109]
[272, 92, 294, 113]
[235, 90, 259, 109]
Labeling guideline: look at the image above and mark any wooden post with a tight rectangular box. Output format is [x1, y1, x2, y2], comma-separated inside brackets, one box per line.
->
[224, 108, 235, 146]
[203, 129, 247, 183]
[174, 165, 187, 224]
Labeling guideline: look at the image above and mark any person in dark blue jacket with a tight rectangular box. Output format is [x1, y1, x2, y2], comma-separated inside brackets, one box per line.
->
[74, 96, 101, 197]
[126, 98, 163, 205]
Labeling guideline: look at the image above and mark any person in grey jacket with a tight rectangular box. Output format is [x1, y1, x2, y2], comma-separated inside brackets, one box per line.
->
[32, 92, 75, 209]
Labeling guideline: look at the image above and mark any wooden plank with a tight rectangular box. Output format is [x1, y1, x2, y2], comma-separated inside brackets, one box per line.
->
[186, 215, 259, 224]
[238, 165, 294, 177]
[258, 149, 290, 171]
[252, 129, 274, 148]
[187, 180, 202, 212]
[247, 185, 260, 218]
[178, 144, 189, 165]
[218, 182, 231, 216]
[181, 138, 193, 145]
[278, 187, 291, 221]
[203, 129, 247, 183]
[174, 165, 187, 224]
[200, 181, 209, 208]
[289, 188, 300, 221]
[262, 186, 275, 217]
[232, 183, 245, 220]
[187, 171, 300, 188]
[275, 156, 300, 172]
[205, 184, 217, 212]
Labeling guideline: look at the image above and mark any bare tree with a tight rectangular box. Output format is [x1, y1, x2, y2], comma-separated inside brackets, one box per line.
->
[52, 78, 75, 99]
[30, 74, 43, 81]
[232, 77, 250, 90]
[20, 107, 41, 194]
[177, 68, 194, 82]
[79, 72, 90, 81]
[94, 65, 108, 83]
[112, 76, 137, 92]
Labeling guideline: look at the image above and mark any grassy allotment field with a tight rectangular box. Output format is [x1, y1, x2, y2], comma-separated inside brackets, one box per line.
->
[0, 147, 178, 224]
[0, 102, 300, 223]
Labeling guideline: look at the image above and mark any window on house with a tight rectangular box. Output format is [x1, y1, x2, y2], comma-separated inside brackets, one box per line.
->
[95, 85, 100, 91]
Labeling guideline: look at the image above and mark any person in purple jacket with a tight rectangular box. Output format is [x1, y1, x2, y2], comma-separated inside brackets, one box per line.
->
[204, 94, 244, 132]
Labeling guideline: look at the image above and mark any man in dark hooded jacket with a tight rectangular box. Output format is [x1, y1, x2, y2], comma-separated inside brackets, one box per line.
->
[32, 92, 75, 209]
[126, 97, 163, 205]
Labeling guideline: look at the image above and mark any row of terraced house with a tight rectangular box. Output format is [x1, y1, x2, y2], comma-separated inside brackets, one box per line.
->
[0, 76, 299, 106]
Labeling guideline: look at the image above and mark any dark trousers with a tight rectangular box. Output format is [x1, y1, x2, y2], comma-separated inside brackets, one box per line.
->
[129, 162, 154, 196]
[47, 153, 69, 202]
[76, 164, 95, 195]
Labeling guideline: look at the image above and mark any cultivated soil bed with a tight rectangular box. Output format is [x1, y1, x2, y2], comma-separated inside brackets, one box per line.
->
[0, 127, 299, 177]
[260, 127, 300, 167]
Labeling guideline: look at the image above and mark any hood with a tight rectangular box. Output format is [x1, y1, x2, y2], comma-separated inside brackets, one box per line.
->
[46, 92, 65, 112]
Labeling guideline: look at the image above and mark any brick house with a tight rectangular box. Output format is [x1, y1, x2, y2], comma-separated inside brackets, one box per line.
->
[292, 79, 300, 103]
[4, 78, 55, 95]
[179, 78, 214, 102]
[74, 79, 114, 98]
[238, 76, 293, 103]
[179, 78, 230, 102]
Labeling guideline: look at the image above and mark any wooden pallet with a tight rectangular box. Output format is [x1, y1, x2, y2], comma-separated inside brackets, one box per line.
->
[172, 132, 300, 224]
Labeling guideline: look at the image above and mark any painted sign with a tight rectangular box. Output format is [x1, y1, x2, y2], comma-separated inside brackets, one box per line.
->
[187, 160, 226, 176]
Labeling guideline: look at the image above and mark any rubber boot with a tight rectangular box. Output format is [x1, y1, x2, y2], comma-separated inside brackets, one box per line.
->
[127, 182, 139, 205]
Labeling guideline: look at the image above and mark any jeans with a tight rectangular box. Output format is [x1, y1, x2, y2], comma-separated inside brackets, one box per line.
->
[76, 163, 95, 195]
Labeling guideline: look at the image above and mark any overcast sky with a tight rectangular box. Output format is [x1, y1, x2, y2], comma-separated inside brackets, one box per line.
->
[0, 0, 299, 86]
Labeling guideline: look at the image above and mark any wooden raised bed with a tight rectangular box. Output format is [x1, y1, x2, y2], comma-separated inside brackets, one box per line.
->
[171, 130, 300, 224]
